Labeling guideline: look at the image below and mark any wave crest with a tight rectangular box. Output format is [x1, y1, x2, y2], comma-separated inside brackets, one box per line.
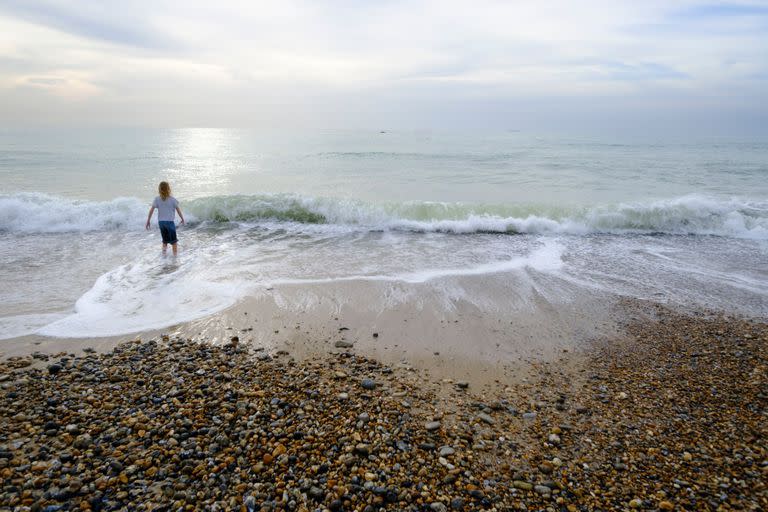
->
[1, 192, 766, 239]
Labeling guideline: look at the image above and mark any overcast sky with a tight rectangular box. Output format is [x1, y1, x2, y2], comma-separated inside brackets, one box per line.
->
[0, 0, 766, 133]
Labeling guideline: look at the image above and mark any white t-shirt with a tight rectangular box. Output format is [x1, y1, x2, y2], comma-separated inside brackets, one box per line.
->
[152, 196, 179, 222]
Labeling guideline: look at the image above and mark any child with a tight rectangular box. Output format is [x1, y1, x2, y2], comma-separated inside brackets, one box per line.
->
[146, 181, 185, 255]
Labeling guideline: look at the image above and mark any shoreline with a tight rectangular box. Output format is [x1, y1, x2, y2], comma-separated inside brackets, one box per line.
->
[1, 277, 623, 390]
[1, 301, 766, 510]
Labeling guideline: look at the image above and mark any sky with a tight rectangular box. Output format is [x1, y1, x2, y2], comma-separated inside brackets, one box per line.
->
[0, 0, 767, 133]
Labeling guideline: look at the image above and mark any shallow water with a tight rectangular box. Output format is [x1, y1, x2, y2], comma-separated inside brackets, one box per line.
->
[0, 128, 766, 340]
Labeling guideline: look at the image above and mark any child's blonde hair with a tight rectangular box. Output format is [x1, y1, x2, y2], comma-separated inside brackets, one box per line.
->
[158, 181, 171, 200]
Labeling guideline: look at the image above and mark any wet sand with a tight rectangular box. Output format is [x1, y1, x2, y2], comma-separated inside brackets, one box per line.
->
[2, 277, 621, 389]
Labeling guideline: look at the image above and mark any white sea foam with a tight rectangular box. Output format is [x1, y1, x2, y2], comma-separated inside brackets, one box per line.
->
[0, 193, 146, 233]
[0, 313, 68, 340]
[2, 192, 766, 239]
[396, 241, 563, 282]
[33, 238, 565, 338]
[37, 256, 245, 338]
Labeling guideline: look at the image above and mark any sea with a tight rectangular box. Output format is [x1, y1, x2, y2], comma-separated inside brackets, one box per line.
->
[0, 128, 766, 341]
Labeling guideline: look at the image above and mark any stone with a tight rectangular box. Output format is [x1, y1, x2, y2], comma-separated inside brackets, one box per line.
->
[534, 485, 551, 495]
[73, 434, 92, 449]
[361, 378, 376, 390]
[477, 412, 494, 424]
[439, 446, 455, 457]
[513, 481, 533, 491]
[659, 501, 674, 510]
[430, 503, 448, 512]
[47, 363, 63, 375]
[425, 421, 441, 431]
[538, 462, 554, 474]
[334, 341, 353, 348]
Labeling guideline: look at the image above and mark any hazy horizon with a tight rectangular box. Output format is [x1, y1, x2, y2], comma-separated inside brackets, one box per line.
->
[1, 1, 767, 134]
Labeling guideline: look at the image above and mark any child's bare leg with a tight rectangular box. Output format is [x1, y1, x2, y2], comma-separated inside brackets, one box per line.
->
[172, 243, 178, 256]
[162, 243, 168, 254]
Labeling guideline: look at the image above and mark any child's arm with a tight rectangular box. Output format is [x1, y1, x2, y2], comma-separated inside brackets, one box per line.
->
[145, 206, 155, 230]
[176, 206, 185, 225]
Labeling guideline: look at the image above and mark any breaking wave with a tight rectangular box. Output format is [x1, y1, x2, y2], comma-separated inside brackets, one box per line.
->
[1, 192, 766, 239]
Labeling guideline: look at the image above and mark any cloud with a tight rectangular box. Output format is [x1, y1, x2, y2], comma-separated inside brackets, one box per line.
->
[674, 2, 768, 19]
[0, 0, 178, 50]
[0, 0, 765, 131]
[597, 61, 690, 81]
[25, 76, 66, 85]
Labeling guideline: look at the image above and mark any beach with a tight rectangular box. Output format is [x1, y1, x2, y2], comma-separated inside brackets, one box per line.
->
[1, 129, 767, 510]
[1, 300, 766, 510]
[2, 0, 768, 509]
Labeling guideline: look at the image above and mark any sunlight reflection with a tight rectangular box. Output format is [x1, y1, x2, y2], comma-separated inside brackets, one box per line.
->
[160, 128, 243, 199]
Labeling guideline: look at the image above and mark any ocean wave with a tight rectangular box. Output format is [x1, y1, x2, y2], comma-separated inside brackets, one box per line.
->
[0, 193, 146, 233]
[1, 192, 766, 239]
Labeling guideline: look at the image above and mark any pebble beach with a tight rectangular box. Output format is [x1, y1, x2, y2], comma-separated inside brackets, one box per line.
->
[1, 302, 765, 511]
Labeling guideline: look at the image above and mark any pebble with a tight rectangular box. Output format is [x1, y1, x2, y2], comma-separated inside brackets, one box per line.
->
[439, 445, 455, 457]
[538, 461, 554, 474]
[477, 412, 494, 424]
[361, 378, 376, 390]
[0, 307, 764, 511]
[513, 481, 533, 491]
[334, 341, 353, 348]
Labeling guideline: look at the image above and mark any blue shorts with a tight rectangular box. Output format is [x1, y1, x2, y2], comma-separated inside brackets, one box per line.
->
[158, 221, 178, 244]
